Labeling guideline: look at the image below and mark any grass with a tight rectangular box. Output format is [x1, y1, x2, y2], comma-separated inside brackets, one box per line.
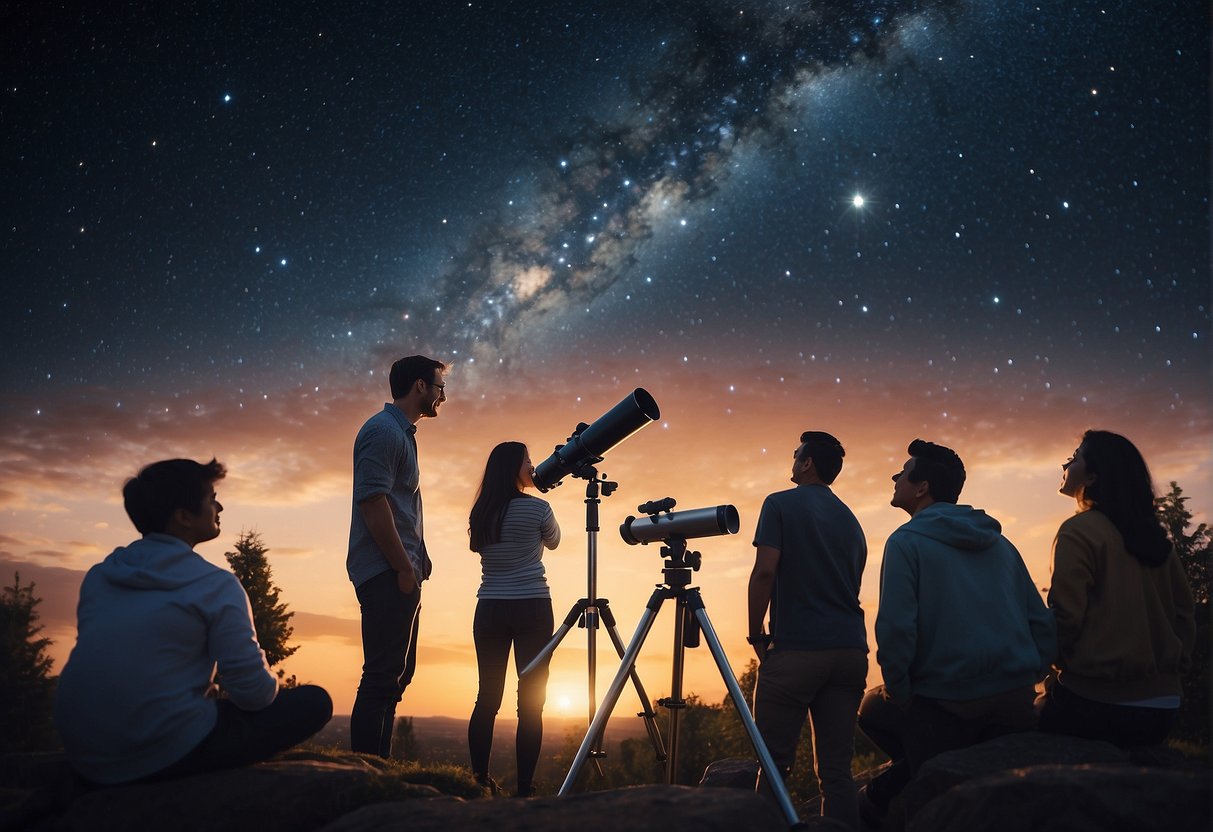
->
[282, 743, 490, 799]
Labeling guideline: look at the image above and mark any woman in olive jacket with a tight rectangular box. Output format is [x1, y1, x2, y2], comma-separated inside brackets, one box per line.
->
[1040, 430, 1195, 747]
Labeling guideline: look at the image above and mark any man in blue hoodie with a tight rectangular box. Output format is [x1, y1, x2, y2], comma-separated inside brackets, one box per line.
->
[54, 458, 332, 785]
[857, 440, 1055, 825]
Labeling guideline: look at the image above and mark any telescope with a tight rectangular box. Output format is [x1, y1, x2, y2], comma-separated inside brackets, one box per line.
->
[620, 499, 740, 545]
[532, 388, 660, 492]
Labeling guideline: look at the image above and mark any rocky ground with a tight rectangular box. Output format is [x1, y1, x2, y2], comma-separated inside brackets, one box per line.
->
[2, 733, 1208, 831]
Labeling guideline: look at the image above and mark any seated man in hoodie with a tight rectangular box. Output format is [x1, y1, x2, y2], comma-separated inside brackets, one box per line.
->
[857, 440, 1055, 824]
[54, 458, 332, 785]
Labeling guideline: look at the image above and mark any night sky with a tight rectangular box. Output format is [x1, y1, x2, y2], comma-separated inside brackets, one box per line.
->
[2, 1, 1209, 716]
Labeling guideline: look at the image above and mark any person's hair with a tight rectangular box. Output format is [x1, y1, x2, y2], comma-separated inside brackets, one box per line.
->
[389, 355, 446, 400]
[796, 430, 845, 485]
[123, 458, 227, 535]
[468, 442, 527, 551]
[906, 439, 966, 503]
[1075, 430, 1172, 567]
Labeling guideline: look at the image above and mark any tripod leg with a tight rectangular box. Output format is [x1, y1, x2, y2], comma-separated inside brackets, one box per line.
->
[520, 599, 587, 678]
[586, 603, 599, 758]
[600, 601, 667, 763]
[690, 596, 802, 828]
[559, 597, 666, 795]
[665, 596, 689, 784]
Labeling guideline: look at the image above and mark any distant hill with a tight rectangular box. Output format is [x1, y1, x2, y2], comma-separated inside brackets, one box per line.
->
[313, 713, 654, 753]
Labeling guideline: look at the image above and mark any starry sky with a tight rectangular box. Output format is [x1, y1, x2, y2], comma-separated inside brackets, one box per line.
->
[2, 1, 1209, 719]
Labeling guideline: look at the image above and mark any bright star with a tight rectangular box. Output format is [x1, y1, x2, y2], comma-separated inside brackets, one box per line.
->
[852, 195, 865, 208]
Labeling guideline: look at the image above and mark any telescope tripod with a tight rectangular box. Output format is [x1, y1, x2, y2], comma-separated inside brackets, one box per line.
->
[519, 468, 667, 773]
[559, 539, 802, 828]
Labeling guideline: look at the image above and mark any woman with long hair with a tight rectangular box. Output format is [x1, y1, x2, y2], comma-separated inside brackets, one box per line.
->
[1039, 429, 1195, 746]
[466, 441, 560, 796]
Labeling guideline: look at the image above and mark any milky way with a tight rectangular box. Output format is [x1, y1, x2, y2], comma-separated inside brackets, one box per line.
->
[425, 2, 965, 365]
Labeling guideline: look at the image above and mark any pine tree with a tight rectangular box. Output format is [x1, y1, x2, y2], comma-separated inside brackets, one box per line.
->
[224, 531, 299, 670]
[1155, 481, 1210, 745]
[391, 715, 421, 761]
[1156, 481, 1210, 605]
[0, 573, 57, 751]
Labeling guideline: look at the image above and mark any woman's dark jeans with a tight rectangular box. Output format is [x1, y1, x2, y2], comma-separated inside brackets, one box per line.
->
[467, 597, 553, 794]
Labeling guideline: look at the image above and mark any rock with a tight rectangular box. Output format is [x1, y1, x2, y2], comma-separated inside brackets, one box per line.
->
[699, 757, 842, 827]
[320, 784, 788, 832]
[908, 764, 1211, 832]
[51, 759, 426, 832]
[0, 753, 77, 832]
[6, 734, 1206, 832]
[698, 757, 758, 788]
[900, 731, 1130, 823]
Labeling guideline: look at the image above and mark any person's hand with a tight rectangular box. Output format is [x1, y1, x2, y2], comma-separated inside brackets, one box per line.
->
[397, 569, 418, 596]
[748, 634, 770, 664]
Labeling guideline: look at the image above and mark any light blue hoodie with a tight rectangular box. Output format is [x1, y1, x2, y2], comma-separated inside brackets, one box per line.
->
[875, 503, 1056, 704]
[54, 533, 278, 784]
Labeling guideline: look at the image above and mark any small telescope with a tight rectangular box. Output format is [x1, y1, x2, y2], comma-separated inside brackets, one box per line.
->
[533, 388, 660, 492]
[620, 498, 740, 545]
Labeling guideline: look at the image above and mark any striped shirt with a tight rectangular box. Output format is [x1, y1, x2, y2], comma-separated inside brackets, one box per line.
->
[476, 495, 561, 599]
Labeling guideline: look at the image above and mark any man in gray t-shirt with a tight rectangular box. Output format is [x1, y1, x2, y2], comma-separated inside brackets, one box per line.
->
[347, 354, 447, 757]
[747, 430, 867, 830]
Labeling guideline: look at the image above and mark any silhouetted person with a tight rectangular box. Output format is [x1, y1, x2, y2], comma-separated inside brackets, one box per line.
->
[54, 458, 332, 785]
[748, 431, 867, 830]
[466, 441, 561, 796]
[347, 355, 447, 756]
[1039, 429, 1195, 746]
[857, 440, 1054, 826]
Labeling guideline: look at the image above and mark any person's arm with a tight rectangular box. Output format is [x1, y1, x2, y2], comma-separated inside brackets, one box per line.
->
[540, 502, 561, 550]
[874, 536, 918, 705]
[747, 546, 780, 662]
[359, 494, 418, 595]
[1047, 524, 1093, 667]
[210, 576, 278, 710]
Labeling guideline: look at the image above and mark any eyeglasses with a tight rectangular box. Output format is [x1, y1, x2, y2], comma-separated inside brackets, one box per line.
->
[430, 382, 446, 398]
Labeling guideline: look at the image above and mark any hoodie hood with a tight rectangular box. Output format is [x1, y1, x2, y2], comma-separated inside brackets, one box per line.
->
[95, 533, 221, 590]
[901, 502, 1003, 552]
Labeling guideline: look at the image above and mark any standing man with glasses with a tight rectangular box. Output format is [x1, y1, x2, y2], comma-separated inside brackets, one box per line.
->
[347, 354, 448, 756]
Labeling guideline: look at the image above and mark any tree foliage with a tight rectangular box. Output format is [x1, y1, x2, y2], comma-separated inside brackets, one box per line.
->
[1156, 481, 1211, 605]
[224, 530, 299, 670]
[391, 716, 421, 761]
[0, 573, 58, 751]
[1155, 482, 1211, 746]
